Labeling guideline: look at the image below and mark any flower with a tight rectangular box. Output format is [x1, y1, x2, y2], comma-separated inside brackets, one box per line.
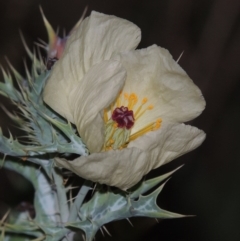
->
[43, 11, 206, 190]
[44, 11, 140, 124]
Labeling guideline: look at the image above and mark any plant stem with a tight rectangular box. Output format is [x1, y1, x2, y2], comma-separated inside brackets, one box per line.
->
[68, 180, 92, 222]
[52, 167, 69, 223]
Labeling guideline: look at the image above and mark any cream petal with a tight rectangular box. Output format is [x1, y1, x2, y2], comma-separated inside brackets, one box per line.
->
[43, 69, 75, 123]
[114, 45, 205, 134]
[70, 60, 126, 153]
[65, 11, 141, 79]
[54, 122, 205, 191]
[43, 11, 141, 122]
[54, 147, 150, 191]
[128, 122, 206, 168]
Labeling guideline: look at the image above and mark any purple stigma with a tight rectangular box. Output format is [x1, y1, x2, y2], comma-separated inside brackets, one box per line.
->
[112, 106, 135, 129]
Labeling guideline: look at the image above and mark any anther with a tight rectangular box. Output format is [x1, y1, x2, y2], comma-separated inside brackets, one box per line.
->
[142, 97, 148, 104]
[148, 105, 154, 110]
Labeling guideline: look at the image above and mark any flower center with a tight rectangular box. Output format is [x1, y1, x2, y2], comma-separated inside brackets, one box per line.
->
[103, 92, 162, 151]
[112, 106, 134, 129]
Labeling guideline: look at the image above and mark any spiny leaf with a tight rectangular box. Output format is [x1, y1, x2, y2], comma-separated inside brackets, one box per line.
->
[37, 113, 88, 156]
[131, 181, 184, 219]
[68, 171, 184, 241]
[130, 165, 183, 199]
[0, 132, 27, 156]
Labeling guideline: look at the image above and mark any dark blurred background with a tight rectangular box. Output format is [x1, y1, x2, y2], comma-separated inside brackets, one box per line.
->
[0, 0, 240, 240]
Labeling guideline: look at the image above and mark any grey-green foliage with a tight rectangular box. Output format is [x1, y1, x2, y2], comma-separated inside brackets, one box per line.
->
[0, 44, 183, 241]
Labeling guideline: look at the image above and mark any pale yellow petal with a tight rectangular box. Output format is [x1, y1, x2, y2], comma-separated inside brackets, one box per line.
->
[128, 122, 206, 168]
[44, 11, 141, 122]
[54, 122, 205, 190]
[54, 147, 149, 191]
[70, 60, 126, 153]
[65, 11, 141, 80]
[115, 45, 205, 134]
[43, 68, 75, 123]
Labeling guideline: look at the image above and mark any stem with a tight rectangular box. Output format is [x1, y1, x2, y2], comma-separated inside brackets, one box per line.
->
[68, 180, 92, 222]
[52, 167, 69, 223]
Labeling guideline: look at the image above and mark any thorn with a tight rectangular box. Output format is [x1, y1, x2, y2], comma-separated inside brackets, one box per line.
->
[32, 49, 39, 77]
[126, 218, 134, 227]
[1, 104, 22, 124]
[176, 51, 184, 63]
[34, 41, 47, 50]
[5, 57, 24, 81]
[91, 183, 97, 196]
[23, 59, 32, 84]
[36, 45, 45, 68]
[39, 6, 57, 49]
[66, 196, 77, 204]
[102, 225, 111, 237]
[0, 154, 7, 168]
[37, 38, 47, 45]
[63, 28, 66, 38]
[0, 209, 11, 225]
[69, 6, 88, 35]
[81, 234, 86, 241]
[19, 31, 42, 69]
[65, 185, 80, 192]
[8, 129, 13, 140]
[56, 26, 60, 36]
[99, 227, 105, 237]
[0, 65, 12, 84]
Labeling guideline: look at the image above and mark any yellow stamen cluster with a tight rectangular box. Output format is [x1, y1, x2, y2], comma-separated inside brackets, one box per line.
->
[103, 92, 162, 151]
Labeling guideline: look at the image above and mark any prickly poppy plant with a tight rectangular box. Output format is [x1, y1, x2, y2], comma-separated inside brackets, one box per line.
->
[0, 9, 205, 241]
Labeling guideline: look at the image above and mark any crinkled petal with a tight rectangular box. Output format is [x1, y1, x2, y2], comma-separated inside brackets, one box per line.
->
[55, 123, 205, 190]
[70, 60, 126, 153]
[128, 122, 206, 168]
[55, 148, 149, 191]
[43, 11, 141, 122]
[114, 45, 206, 134]
[43, 69, 75, 122]
[65, 11, 141, 80]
